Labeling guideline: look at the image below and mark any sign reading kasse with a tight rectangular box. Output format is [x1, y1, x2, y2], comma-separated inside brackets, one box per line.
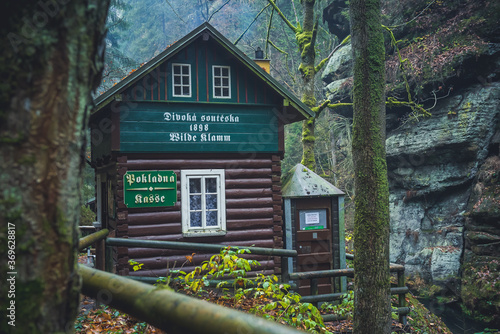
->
[123, 171, 177, 208]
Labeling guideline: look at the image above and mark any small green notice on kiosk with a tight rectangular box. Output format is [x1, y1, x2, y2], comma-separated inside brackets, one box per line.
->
[123, 171, 177, 208]
[299, 209, 327, 230]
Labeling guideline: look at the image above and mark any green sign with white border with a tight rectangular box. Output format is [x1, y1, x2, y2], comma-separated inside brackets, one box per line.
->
[123, 170, 177, 208]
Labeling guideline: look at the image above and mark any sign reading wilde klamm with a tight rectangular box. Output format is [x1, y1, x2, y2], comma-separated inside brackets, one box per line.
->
[119, 104, 279, 153]
[123, 171, 177, 208]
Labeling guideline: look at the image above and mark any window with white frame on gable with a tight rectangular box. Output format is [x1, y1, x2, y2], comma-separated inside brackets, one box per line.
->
[172, 63, 191, 97]
[212, 65, 231, 98]
[181, 170, 226, 236]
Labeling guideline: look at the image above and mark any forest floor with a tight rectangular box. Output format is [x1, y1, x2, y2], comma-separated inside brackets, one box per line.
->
[75, 295, 414, 334]
[75, 255, 452, 334]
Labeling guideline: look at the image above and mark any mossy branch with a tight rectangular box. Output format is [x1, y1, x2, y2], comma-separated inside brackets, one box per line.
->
[265, 6, 275, 57]
[324, 99, 429, 116]
[267, 39, 295, 83]
[234, 4, 271, 45]
[315, 35, 351, 73]
[267, 40, 288, 55]
[266, 0, 298, 33]
[327, 102, 353, 109]
[386, 97, 431, 116]
[311, 100, 330, 115]
[310, 19, 319, 54]
[383, 25, 414, 104]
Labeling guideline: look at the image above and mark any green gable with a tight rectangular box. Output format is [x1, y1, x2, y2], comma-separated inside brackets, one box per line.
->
[91, 23, 313, 158]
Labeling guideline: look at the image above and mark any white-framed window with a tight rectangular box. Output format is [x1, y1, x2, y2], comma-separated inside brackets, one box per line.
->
[212, 65, 231, 98]
[172, 63, 191, 97]
[181, 169, 226, 236]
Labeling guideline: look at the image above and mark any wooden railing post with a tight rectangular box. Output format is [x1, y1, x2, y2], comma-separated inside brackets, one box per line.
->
[398, 270, 407, 325]
[310, 278, 319, 308]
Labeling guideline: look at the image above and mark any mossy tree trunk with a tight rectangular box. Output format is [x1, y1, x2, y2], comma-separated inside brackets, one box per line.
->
[349, 0, 391, 332]
[267, 0, 326, 170]
[0, 1, 110, 333]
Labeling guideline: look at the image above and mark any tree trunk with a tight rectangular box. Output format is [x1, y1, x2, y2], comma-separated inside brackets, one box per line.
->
[298, 0, 318, 170]
[0, 1, 110, 333]
[301, 117, 316, 168]
[349, 0, 391, 332]
[266, 0, 324, 171]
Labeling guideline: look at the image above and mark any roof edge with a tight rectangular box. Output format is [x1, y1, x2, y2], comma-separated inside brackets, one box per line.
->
[92, 22, 313, 120]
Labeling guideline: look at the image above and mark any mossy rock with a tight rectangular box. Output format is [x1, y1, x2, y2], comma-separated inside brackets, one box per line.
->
[461, 257, 500, 326]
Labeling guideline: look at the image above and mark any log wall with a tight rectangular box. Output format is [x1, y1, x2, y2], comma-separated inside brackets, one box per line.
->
[113, 154, 284, 277]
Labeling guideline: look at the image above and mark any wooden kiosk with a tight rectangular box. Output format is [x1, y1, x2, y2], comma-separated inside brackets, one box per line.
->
[89, 23, 313, 277]
[282, 164, 346, 295]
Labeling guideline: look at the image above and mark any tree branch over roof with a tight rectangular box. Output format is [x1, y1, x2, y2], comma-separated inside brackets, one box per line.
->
[266, 0, 298, 33]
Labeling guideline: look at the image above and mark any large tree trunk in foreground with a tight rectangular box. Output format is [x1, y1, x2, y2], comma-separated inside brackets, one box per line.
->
[0, 1, 109, 333]
[349, 0, 391, 332]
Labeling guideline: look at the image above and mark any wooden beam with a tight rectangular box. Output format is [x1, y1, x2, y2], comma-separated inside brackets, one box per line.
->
[79, 265, 304, 334]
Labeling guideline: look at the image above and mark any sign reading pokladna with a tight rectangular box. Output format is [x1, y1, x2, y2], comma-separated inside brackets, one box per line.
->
[123, 171, 177, 208]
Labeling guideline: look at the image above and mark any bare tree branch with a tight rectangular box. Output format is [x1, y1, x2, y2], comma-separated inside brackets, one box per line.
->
[165, 0, 186, 24]
[234, 4, 271, 45]
[208, 0, 231, 23]
[266, 0, 298, 33]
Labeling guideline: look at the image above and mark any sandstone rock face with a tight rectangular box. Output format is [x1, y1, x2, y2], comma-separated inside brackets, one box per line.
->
[386, 83, 500, 285]
[321, 0, 500, 322]
[321, 44, 352, 84]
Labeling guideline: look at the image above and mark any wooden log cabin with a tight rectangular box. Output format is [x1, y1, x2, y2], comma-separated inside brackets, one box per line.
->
[90, 23, 313, 278]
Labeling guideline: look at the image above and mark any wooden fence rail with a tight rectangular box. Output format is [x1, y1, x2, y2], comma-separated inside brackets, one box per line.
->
[79, 264, 304, 334]
[79, 231, 408, 327]
[289, 259, 407, 324]
[106, 237, 297, 257]
[79, 228, 109, 250]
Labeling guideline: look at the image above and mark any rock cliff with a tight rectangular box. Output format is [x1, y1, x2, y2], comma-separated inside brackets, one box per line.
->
[322, 0, 500, 323]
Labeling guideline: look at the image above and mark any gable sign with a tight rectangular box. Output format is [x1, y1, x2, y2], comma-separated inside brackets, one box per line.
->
[120, 103, 279, 153]
[123, 171, 177, 208]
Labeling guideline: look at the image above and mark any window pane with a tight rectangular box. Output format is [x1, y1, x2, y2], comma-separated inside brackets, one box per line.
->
[215, 88, 221, 97]
[173, 66, 180, 74]
[174, 76, 180, 84]
[206, 211, 218, 226]
[182, 76, 189, 85]
[206, 194, 217, 209]
[174, 86, 181, 95]
[222, 88, 229, 96]
[189, 178, 201, 193]
[222, 78, 229, 87]
[222, 68, 229, 76]
[205, 178, 217, 192]
[214, 67, 220, 76]
[215, 77, 221, 86]
[183, 86, 190, 95]
[190, 195, 201, 210]
[190, 212, 202, 227]
[182, 66, 189, 74]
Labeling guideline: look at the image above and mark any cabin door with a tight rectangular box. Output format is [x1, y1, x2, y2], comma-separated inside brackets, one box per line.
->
[295, 198, 333, 296]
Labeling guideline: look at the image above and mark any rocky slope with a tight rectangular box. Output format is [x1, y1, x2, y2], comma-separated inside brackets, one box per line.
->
[322, 0, 500, 324]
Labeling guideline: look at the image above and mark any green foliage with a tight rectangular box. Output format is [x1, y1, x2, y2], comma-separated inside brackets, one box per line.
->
[132, 246, 329, 332]
[234, 273, 326, 333]
[321, 291, 354, 320]
[461, 259, 500, 324]
[80, 205, 96, 226]
[404, 294, 453, 334]
[145, 247, 260, 295]
[128, 259, 144, 272]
